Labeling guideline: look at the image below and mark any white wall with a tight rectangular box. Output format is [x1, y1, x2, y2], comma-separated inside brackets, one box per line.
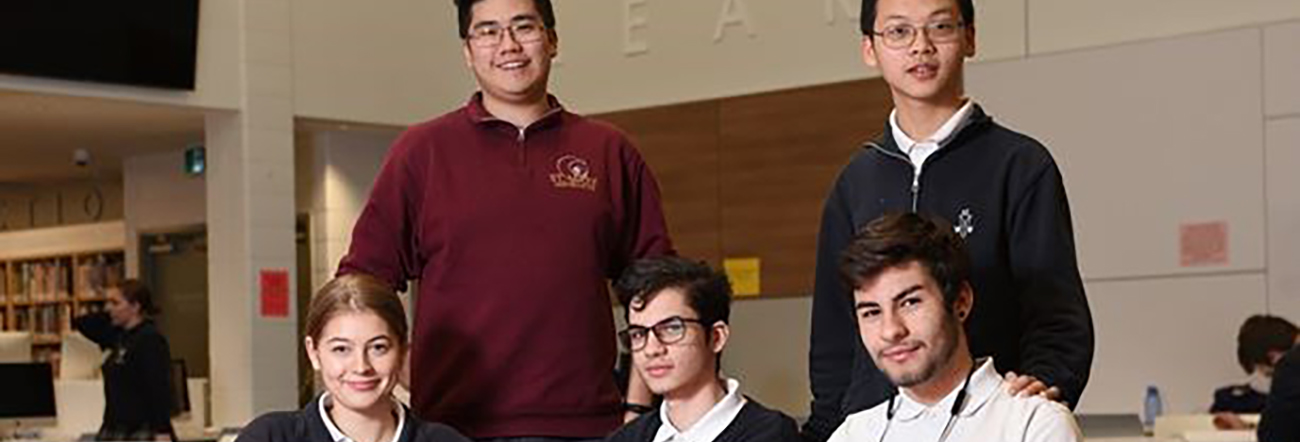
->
[303, 129, 398, 291]
[963, 23, 1295, 414]
[122, 150, 208, 278]
[288, 0, 1300, 125]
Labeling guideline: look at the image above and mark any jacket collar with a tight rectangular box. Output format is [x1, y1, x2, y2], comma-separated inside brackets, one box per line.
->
[867, 103, 992, 158]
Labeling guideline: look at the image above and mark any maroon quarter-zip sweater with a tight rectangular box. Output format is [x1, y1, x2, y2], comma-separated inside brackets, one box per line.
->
[338, 94, 674, 439]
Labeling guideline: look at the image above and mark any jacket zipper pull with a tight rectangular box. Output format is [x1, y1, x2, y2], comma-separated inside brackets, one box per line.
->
[911, 171, 921, 212]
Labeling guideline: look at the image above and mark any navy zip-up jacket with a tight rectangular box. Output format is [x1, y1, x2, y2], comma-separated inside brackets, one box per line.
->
[804, 105, 1094, 441]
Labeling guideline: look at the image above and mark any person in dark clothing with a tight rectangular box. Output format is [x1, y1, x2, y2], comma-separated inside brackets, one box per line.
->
[803, 0, 1094, 440]
[1212, 315, 1298, 414]
[72, 279, 175, 441]
[337, 0, 673, 439]
[1259, 345, 1300, 442]
[607, 257, 798, 442]
[237, 274, 470, 442]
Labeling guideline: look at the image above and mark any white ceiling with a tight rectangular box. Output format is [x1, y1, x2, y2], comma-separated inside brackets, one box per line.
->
[0, 90, 206, 184]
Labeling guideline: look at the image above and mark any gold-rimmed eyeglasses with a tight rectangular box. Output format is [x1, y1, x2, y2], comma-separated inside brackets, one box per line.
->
[868, 20, 967, 49]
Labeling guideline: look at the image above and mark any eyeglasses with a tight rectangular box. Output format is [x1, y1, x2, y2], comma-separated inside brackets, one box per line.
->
[869, 20, 967, 49]
[467, 20, 546, 48]
[619, 316, 709, 351]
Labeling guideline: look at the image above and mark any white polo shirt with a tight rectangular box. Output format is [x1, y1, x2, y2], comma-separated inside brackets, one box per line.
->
[827, 358, 1082, 442]
[653, 377, 748, 442]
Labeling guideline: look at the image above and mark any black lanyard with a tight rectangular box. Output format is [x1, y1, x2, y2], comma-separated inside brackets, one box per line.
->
[876, 363, 978, 442]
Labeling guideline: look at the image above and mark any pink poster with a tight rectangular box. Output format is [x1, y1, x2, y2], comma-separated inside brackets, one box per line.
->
[1180, 222, 1228, 267]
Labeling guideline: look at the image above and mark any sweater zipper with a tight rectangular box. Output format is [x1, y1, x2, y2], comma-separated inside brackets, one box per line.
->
[516, 126, 527, 165]
[870, 142, 922, 212]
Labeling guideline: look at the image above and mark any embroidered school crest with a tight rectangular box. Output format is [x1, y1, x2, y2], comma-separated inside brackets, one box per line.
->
[955, 207, 976, 239]
[549, 154, 598, 192]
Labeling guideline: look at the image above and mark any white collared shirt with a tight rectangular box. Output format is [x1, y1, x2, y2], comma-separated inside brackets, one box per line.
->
[889, 99, 976, 185]
[319, 393, 408, 442]
[653, 377, 748, 442]
[827, 358, 1082, 442]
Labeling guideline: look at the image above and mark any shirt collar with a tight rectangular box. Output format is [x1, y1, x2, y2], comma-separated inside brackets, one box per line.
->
[892, 357, 999, 421]
[889, 99, 976, 153]
[465, 92, 566, 128]
[318, 393, 407, 442]
[653, 377, 748, 442]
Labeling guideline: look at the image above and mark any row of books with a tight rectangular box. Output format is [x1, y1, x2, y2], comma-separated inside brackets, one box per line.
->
[1, 254, 124, 303]
[7, 305, 74, 335]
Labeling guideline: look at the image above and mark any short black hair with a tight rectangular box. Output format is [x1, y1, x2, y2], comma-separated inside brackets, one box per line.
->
[454, 0, 556, 39]
[1237, 315, 1299, 373]
[615, 256, 732, 329]
[839, 212, 970, 311]
[860, 0, 975, 35]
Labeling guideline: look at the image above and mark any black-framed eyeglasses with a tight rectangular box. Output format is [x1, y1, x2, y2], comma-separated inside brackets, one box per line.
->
[868, 20, 967, 49]
[618, 316, 708, 351]
[466, 20, 547, 48]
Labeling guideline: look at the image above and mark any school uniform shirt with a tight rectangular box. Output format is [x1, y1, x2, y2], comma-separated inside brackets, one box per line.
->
[605, 378, 798, 442]
[72, 312, 175, 441]
[235, 394, 470, 442]
[826, 358, 1082, 442]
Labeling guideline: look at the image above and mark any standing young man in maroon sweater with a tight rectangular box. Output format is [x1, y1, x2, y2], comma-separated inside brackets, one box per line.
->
[336, 0, 674, 440]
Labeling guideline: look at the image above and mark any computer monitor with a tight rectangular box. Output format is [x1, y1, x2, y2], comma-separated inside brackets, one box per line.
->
[0, 362, 58, 433]
[60, 331, 103, 380]
[0, 332, 32, 363]
[1076, 413, 1145, 439]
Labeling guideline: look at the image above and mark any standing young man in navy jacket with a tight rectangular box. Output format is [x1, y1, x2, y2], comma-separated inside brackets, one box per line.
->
[337, 0, 674, 440]
[803, 0, 1094, 439]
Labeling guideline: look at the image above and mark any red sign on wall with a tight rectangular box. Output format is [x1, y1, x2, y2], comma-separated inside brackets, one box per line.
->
[260, 269, 290, 318]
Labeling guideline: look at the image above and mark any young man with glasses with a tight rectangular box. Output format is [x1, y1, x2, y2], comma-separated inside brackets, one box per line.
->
[805, 0, 1094, 439]
[608, 257, 799, 442]
[337, 0, 674, 440]
[827, 213, 1081, 442]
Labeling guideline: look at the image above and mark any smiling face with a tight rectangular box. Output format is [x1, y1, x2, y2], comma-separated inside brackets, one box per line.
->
[628, 288, 728, 398]
[306, 311, 404, 414]
[462, 0, 557, 108]
[854, 261, 970, 388]
[862, 0, 975, 108]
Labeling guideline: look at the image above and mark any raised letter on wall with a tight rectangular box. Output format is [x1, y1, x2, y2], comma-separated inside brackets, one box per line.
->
[714, 0, 756, 43]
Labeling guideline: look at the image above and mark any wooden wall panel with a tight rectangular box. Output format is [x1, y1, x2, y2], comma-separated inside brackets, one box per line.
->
[597, 78, 893, 297]
[599, 101, 723, 265]
[717, 80, 893, 296]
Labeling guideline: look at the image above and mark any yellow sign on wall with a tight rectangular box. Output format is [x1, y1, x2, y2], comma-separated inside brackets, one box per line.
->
[723, 257, 761, 297]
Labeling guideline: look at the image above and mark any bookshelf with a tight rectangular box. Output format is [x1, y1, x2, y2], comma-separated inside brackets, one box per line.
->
[1, 251, 124, 362]
[0, 221, 126, 363]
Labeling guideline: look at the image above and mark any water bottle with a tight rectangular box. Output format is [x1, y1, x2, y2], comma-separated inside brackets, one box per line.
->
[1142, 385, 1163, 431]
